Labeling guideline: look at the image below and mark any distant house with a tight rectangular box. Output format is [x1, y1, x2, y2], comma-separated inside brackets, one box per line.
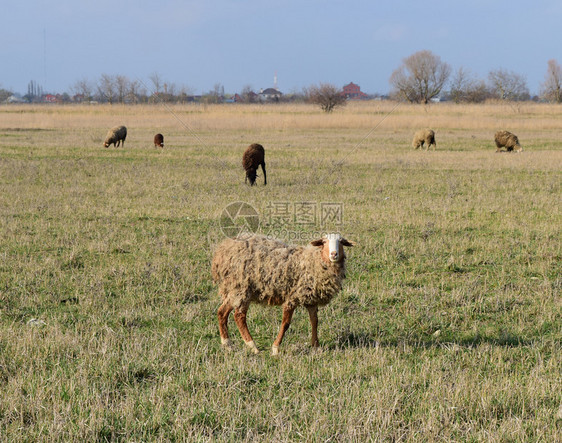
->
[44, 94, 57, 103]
[234, 91, 258, 103]
[7, 94, 26, 103]
[258, 88, 283, 102]
[341, 82, 368, 100]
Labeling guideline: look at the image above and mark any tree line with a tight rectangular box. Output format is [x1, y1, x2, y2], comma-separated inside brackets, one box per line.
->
[1, 53, 561, 108]
[389, 50, 562, 104]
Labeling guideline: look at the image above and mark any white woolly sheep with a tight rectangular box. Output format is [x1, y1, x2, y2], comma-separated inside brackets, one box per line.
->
[212, 233, 355, 355]
[494, 130, 523, 152]
[412, 128, 436, 150]
[103, 125, 127, 148]
[242, 143, 267, 185]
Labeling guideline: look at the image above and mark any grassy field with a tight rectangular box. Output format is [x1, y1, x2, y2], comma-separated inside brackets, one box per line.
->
[0, 102, 560, 441]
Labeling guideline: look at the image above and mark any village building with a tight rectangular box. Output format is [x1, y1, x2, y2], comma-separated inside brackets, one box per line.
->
[258, 88, 283, 102]
[341, 82, 368, 100]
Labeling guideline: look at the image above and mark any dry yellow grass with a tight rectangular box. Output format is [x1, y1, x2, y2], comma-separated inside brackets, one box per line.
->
[0, 101, 560, 441]
[3, 101, 562, 132]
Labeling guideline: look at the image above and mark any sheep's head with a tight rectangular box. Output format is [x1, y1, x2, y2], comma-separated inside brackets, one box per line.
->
[311, 233, 355, 264]
[246, 168, 257, 185]
[103, 141, 110, 148]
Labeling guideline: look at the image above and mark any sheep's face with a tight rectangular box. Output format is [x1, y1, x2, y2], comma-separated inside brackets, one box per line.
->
[311, 233, 355, 264]
[246, 169, 257, 185]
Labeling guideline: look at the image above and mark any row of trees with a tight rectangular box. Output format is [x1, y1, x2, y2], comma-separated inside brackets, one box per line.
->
[70, 73, 196, 104]
[2, 52, 561, 109]
[389, 50, 562, 104]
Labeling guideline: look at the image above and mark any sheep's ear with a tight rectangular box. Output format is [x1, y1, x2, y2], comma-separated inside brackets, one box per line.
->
[310, 239, 324, 247]
[341, 239, 355, 247]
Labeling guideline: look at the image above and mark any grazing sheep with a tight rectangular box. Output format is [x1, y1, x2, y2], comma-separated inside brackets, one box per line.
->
[154, 133, 164, 148]
[494, 130, 523, 152]
[242, 143, 267, 185]
[212, 233, 355, 355]
[103, 125, 127, 148]
[412, 128, 436, 150]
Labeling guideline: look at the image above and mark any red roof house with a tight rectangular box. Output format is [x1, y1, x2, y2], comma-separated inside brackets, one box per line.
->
[341, 82, 368, 100]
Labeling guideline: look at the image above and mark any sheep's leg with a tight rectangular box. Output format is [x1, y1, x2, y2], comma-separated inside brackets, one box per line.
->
[218, 299, 234, 349]
[307, 305, 320, 348]
[271, 305, 295, 355]
[234, 305, 259, 354]
[261, 162, 267, 185]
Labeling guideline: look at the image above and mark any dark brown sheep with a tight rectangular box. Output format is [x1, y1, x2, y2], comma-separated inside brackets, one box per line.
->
[103, 125, 127, 148]
[412, 129, 436, 150]
[494, 130, 523, 152]
[242, 143, 267, 185]
[154, 133, 164, 148]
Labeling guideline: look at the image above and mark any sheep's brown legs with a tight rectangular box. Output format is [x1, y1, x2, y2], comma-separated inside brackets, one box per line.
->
[307, 305, 319, 348]
[272, 305, 295, 355]
[234, 305, 259, 354]
[218, 300, 234, 348]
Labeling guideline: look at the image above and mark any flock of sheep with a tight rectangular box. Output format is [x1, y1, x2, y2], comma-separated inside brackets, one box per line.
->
[103, 125, 523, 155]
[101, 123, 523, 355]
[412, 128, 523, 152]
[103, 125, 164, 149]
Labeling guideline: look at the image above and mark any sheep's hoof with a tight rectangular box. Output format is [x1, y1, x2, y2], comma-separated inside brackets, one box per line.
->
[221, 338, 234, 352]
[245, 340, 260, 354]
[271, 346, 279, 356]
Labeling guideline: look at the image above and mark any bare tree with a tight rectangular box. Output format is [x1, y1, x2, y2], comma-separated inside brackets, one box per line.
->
[115, 75, 130, 103]
[449, 67, 489, 103]
[71, 78, 94, 102]
[97, 74, 117, 103]
[487, 69, 529, 101]
[149, 72, 163, 95]
[305, 83, 347, 113]
[389, 50, 451, 104]
[177, 85, 194, 103]
[540, 59, 562, 103]
[203, 83, 224, 104]
[240, 85, 257, 103]
[127, 79, 142, 103]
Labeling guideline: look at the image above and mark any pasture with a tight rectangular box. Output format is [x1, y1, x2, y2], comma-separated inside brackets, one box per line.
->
[0, 102, 560, 441]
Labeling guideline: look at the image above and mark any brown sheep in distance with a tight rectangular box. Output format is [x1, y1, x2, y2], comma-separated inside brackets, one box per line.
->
[154, 133, 164, 148]
[212, 233, 355, 355]
[412, 128, 436, 150]
[103, 125, 127, 148]
[242, 143, 267, 185]
[494, 130, 523, 152]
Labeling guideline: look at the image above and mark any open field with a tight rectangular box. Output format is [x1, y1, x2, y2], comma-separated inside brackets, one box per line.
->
[0, 102, 561, 441]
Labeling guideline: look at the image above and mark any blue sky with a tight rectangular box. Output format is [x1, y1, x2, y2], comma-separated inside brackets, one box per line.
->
[1, 0, 560, 95]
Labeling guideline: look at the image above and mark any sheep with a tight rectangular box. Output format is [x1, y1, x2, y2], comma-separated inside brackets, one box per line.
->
[242, 143, 267, 185]
[412, 128, 436, 150]
[103, 125, 127, 148]
[494, 130, 523, 152]
[154, 133, 164, 148]
[212, 233, 355, 355]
